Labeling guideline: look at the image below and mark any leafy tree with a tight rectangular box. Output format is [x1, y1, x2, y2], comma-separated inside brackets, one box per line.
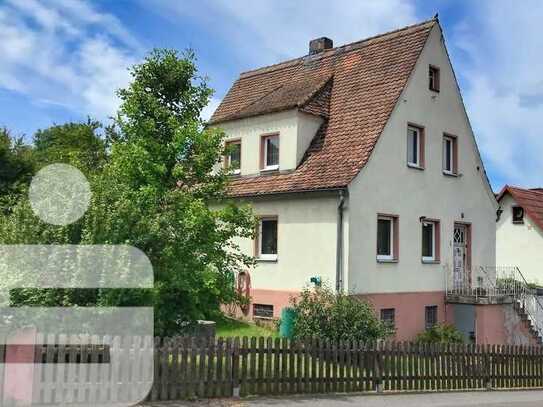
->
[33, 119, 107, 171]
[0, 128, 34, 203]
[290, 285, 392, 342]
[1, 49, 256, 336]
[415, 324, 464, 344]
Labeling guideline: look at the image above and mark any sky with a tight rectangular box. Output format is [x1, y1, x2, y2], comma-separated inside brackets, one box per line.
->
[0, 0, 542, 191]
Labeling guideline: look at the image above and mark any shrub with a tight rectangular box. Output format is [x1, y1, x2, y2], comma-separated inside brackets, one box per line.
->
[289, 285, 392, 342]
[415, 323, 464, 344]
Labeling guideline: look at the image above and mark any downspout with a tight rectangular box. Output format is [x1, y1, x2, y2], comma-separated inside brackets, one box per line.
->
[336, 189, 346, 293]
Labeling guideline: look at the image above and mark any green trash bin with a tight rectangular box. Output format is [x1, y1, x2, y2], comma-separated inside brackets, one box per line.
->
[280, 307, 297, 338]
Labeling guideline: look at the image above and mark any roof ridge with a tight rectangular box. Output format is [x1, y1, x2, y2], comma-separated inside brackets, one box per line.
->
[240, 17, 437, 80]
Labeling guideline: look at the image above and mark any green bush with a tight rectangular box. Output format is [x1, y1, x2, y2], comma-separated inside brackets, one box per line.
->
[415, 323, 464, 344]
[289, 285, 392, 342]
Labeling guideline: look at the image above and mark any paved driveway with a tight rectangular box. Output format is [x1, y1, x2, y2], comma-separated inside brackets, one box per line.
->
[141, 390, 543, 407]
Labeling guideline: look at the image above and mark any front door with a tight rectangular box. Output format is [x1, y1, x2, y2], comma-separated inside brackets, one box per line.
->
[453, 224, 468, 289]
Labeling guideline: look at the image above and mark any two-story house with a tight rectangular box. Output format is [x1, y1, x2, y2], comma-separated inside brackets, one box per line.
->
[209, 18, 513, 343]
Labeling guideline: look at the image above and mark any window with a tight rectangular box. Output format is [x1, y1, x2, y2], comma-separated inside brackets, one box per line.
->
[422, 220, 440, 263]
[407, 125, 424, 168]
[377, 215, 398, 262]
[261, 134, 279, 171]
[512, 206, 525, 224]
[380, 308, 396, 330]
[429, 65, 440, 92]
[442, 135, 457, 175]
[253, 304, 274, 318]
[257, 217, 278, 261]
[225, 140, 241, 174]
[425, 305, 438, 330]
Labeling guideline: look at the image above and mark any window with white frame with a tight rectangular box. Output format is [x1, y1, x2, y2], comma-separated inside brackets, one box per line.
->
[407, 125, 423, 168]
[422, 220, 439, 263]
[442, 135, 457, 175]
[225, 140, 241, 174]
[262, 134, 279, 170]
[377, 215, 397, 261]
[257, 217, 278, 261]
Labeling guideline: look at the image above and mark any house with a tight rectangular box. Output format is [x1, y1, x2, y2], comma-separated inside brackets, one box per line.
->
[210, 17, 538, 344]
[496, 186, 543, 285]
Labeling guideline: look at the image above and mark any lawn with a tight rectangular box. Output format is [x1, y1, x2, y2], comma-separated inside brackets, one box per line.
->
[215, 317, 279, 338]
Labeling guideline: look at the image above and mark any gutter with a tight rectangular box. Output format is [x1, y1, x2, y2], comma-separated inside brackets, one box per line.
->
[336, 189, 346, 292]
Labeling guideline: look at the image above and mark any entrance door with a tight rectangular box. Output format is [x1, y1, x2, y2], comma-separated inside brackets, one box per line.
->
[453, 224, 468, 289]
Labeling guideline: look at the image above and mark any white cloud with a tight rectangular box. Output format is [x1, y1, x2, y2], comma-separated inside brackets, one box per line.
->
[452, 1, 543, 188]
[148, 0, 419, 66]
[201, 97, 221, 122]
[0, 0, 139, 123]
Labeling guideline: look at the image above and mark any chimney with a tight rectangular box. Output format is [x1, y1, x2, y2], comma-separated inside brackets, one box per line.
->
[309, 37, 333, 55]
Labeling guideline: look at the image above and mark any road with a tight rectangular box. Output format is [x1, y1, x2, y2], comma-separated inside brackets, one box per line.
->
[142, 390, 543, 406]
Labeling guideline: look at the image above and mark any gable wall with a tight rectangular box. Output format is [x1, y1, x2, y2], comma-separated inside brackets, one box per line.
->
[497, 194, 543, 284]
[347, 24, 496, 295]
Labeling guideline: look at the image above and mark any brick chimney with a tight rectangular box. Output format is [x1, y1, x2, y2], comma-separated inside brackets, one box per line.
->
[309, 37, 333, 55]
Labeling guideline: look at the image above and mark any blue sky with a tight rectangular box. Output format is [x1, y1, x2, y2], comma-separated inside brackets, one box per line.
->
[1, 0, 542, 191]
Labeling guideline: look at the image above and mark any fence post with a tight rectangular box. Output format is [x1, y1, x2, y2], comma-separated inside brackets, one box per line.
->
[232, 337, 240, 398]
[374, 342, 383, 393]
[484, 344, 492, 391]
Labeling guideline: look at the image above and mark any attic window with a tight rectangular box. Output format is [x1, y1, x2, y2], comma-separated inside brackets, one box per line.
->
[261, 134, 279, 171]
[512, 206, 524, 224]
[429, 65, 440, 92]
[407, 125, 425, 169]
[224, 139, 241, 174]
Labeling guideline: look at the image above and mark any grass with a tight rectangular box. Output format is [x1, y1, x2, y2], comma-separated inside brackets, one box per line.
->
[215, 317, 279, 338]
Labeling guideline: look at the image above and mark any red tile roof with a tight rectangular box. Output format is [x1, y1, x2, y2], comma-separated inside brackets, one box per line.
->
[497, 186, 543, 231]
[211, 18, 438, 197]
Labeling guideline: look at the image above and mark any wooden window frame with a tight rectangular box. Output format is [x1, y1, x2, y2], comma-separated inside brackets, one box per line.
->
[376, 214, 399, 262]
[254, 216, 278, 262]
[407, 124, 425, 170]
[260, 133, 280, 171]
[429, 65, 440, 92]
[224, 139, 241, 175]
[442, 134, 458, 176]
[421, 218, 440, 264]
[380, 308, 396, 330]
[253, 303, 274, 319]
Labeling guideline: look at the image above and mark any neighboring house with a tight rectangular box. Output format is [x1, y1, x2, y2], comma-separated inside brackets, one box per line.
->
[497, 186, 543, 285]
[209, 18, 531, 344]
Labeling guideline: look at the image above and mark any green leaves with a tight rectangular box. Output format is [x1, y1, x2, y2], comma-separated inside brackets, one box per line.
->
[290, 285, 392, 342]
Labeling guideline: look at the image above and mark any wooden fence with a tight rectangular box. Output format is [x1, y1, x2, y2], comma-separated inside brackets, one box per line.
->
[3, 336, 543, 404]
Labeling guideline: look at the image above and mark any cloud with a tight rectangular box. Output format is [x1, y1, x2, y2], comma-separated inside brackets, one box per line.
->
[452, 1, 543, 188]
[0, 0, 140, 123]
[147, 0, 419, 67]
[201, 97, 221, 122]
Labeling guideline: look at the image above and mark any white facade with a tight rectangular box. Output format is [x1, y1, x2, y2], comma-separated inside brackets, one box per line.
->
[347, 25, 497, 294]
[497, 194, 543, 285]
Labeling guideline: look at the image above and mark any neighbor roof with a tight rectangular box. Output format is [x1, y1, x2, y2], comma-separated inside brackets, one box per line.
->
[497, 186, 543, 231]
[211, 18, 438, 197]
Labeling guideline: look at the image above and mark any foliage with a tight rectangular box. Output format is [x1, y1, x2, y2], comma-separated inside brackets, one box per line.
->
[33, 119, 108, 171]
[415, 323, 464, 344]
[290, 285, 392, 342]
[1, 49, 256, 336]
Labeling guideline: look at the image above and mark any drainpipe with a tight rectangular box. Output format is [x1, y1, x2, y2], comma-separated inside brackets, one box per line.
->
[336, 189, 346, 293]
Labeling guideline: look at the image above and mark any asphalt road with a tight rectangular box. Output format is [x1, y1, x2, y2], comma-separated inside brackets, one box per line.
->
[142, 390, 543, 406]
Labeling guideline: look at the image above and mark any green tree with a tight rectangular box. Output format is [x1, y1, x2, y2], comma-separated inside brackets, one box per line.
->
[290, 285, 392, 342]
[33, 119, 107, 171]
[1, 49, 256, 336]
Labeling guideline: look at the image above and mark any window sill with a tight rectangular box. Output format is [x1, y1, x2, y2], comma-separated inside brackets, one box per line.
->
[407, 163, 424, 171]
[256, 257, 278, 263]
[512, 221, 524, 225]
[422, 259, 440, 264]
[443, 171, 458, 177]
[261, 165, 279, 172]
[377, 258, 398, 264]
[253, 316, 275, 320]
[429, 88, 440, 93]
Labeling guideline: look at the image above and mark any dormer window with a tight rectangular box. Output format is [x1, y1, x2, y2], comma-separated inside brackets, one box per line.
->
[261, 134, 279, 171]
[512, 206, 524, 224]
[429, 65, 440, 92]
[225, 139, 241, 174]
[407, 124, 424, 169]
